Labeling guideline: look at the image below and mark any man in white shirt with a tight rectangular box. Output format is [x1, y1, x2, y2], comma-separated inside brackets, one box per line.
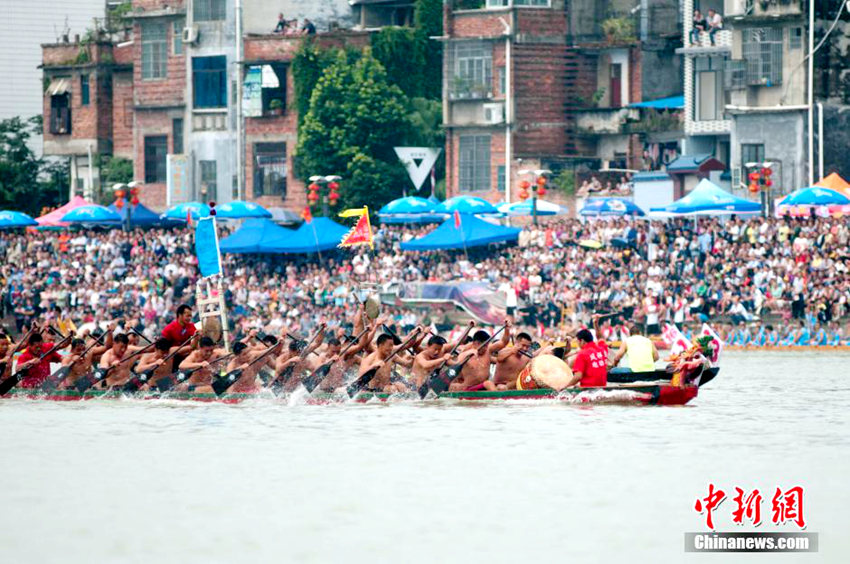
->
[707, 9, 723, 45]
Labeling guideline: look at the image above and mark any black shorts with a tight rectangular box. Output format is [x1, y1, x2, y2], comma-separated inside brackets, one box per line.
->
[507, 306, 516, 316]
[646, 323, 661, 336]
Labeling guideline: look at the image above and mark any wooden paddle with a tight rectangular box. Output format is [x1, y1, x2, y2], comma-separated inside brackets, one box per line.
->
[417, 321, 476, 399]
[156, 352, 235, 393]
[270, 325, 325, 391]
[302, 327, 369, 393]
[0, 335, 73, 396]
[346, 327, 422, 398]
[41, 334, 107, 392]
[426, 324, 506, 396]
[74, 341, 158, 393]
[121, 335, 195, 393]
[212, 342, 283, 396]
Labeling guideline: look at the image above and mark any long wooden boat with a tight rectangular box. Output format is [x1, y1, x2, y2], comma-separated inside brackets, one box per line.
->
[1, 382, 699, 406]
[607, 366, 718, 387]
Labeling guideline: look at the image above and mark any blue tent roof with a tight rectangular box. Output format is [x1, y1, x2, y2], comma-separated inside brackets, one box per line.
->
[580, 197, 646, 217]
[629, 95, 684, 110]
[666, 154, 715, 172]
[400, 213, 521, 251]
[220, 218, 294, 253]
[433, 196, 499, 215]
[257, 217, 349, 254]
[378, 196, 443, 223]
[107, 202, 162, 227]
[650, 179, 762, 216]
[778, 187, 850, 207]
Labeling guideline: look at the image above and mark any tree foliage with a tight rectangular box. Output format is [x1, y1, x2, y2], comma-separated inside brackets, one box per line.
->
[297, 50, 411, 212]
[0, 116, 66, 214]
[371, 27, 425, 99]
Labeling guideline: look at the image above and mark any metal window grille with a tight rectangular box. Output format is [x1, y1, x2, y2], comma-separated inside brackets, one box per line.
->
[200, 160, 218, 202]
[458, 135, 491, 192]
[173, 20, 184, 55]
[194, 0, 226, 22]
[141, 23, 167, 80]
[254, 143, 287, 197]
[449, 41, 492, 99]
[144, 136, 168, 183]
[80, 75, 90, 105]
[742, 28, 783, 86]
[790, 27, 802, 50]
[725, 59, 747, 90]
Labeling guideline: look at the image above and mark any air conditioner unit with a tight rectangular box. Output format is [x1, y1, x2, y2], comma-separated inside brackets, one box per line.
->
[483, 102, 504, 125]
[182, 25, 199, 45]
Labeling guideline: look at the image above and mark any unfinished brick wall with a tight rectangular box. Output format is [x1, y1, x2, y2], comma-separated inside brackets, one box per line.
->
[132, 20, 186, 109]
[112, 70, 135, 159]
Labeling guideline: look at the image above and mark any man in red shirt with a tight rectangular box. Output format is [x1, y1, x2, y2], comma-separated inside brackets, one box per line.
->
[569, 329, 608, 387]
[161, 304, 197, 346]
[15, 333, 65, 389]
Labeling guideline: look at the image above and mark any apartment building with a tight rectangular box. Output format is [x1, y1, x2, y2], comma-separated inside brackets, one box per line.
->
[679, 0, 807, 196]
[442, 0, 683, 200]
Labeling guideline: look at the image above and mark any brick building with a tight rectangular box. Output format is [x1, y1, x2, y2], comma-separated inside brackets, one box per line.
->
[443, 0, 683, 201]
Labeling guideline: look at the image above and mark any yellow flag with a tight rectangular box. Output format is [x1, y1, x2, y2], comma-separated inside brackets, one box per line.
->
[338, 207, 368, 218]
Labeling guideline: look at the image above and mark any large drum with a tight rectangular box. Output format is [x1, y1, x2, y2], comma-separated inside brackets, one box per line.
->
[516, 355, 573, 391]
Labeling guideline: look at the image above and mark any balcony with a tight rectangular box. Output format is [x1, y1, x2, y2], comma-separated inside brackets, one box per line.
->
[685, 118, 731, 136]
[575, 108, 639, 136]
[677, 29, 732, 54]
[448, 78, 493, 102]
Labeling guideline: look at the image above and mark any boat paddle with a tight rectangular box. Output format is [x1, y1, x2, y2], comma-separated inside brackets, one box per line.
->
[74, 341, 157, 393]
[423, 324, 506, 397]
[212, 342, 283, 396]
[121, 335, 195, 393]
[269, 325, 325, 391]
[302, 327, 369, 393]
[155, 352, 235, 393]
[0, 335, 73, 396]
[417, 321, 476, 398]
[346, 327, 422, 398]
[41, 334, 107, 392]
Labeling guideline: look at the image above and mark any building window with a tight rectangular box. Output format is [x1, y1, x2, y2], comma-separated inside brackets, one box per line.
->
[49, 94, 71, 134]
[144, 136, 168, 183]
[694, 57, 724, 121]
[193, 56, 227, 108]
[740, 143, 765, 184]
[194, 0, 226, 22]
[173, 20, 184, 55]
[790, 27, 802, 50]
[199, 160, 217, 202]
[514, 0, 550, 5]
[141, 22, 168, 80]
[498, 66, 506, 96]
[497, 165, 505, 193]
[172, 118, 184, 154]
[80, 75, 90, 105]
[451, 42, 492, 99]
[254, 143, 287, 197]
[458, 135, 491, 192]
[742, 28, 783, 86]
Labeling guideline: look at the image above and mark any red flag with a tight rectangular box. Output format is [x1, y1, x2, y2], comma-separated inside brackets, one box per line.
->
[186, 208, 193, 228]
[339, 213, 374, 248]
[301, 206, 313, 224]
[454, 210, 461, 229]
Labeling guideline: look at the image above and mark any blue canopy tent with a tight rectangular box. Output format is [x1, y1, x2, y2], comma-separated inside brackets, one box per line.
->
[650, 179, 761, 216]
[433, 196, 499, 216]
[107, 202, 162, 227]
[400, 213, 521, 251]
[378, 196, 443, 224]
[219, 218, 294, 253]
[215, 200, 273, 219]
[580, 197, 646, 217]
[497, 199, 567, 217]
[628, 95, 684, 110]
[258, 217, 349, 254]
[777, 187, 850, 207]
[61, 205, 122, 225]
[161, 202, 210, 222]
[0, 210, 38, 229]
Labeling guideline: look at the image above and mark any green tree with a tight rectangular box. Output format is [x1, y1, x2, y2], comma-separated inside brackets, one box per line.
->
[291, 41, 339, 125]
[0, 116, 65, 214]
[297, 49, 411, 212]
[414, 0, 443, 100]
[371, 27, 424, 99]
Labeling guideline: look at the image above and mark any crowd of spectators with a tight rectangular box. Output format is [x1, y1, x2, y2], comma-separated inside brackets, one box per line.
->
[1, 214, 849, 346]
[576, 175, 633, 197]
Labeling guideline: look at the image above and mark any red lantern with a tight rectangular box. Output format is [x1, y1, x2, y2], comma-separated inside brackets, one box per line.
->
[129, 187, 139, 197]
[307, 191, 319, 205]
[131, 196, 140, 205]
[328, 181, 340, 192]
[328, 192, 340, 206]
[536, 186, 546, 197]
[308, 183, 320, 192]
[764, 179, 773, 188]
[536, 176, 547, 186]
[749, 183, 759, 193]
[519, 180, 531, 190]
[114, 198, 124, 209]
[115, 189, 125, 199]
[764, 168, 773, 176]
[518, 189, 529, 201]
[748, 172, 759, 182]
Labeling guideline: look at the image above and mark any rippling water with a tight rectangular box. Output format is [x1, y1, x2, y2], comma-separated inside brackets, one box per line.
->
[1, 351, 847, 563]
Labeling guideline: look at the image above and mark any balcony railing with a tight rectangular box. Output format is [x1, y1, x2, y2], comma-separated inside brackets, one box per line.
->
[49, 108, 71, 135]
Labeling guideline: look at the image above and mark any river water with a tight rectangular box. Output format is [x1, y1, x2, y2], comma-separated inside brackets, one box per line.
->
[0, 351, 847, 563]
